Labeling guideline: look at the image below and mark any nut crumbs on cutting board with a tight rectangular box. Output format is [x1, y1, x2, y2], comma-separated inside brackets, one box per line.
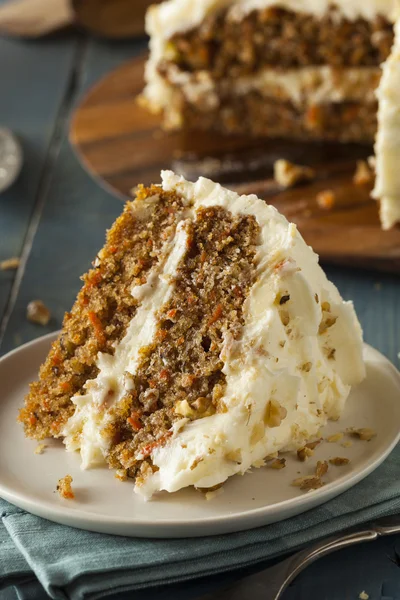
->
[316, 190, 336, 210]
[353, 160, 373, 186]
[273, 159, 316, 189]
[0, 257, 20, 270]
[57, 475, 75, 500]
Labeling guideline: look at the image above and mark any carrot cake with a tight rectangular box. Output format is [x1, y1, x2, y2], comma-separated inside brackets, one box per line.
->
[142, 0, 400, 228]
[19, 171, 365, 499]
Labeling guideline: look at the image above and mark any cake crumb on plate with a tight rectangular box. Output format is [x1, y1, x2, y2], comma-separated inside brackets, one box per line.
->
[56, 475, 75, 500]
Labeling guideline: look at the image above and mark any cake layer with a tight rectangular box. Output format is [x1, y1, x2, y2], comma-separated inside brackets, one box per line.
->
[19, 185, 188, 439]
[165, 90, 377, 142]
[58, 171, 365, 498]
[166, 7, 393, 77]
[147, 0, 398, 43]
[144, 1, 394, 138]
[158, 64, 380, 140]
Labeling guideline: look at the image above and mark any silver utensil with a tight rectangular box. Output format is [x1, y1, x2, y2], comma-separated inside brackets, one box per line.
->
[0, 127, 23, 192]
[198, 515, 400, 600]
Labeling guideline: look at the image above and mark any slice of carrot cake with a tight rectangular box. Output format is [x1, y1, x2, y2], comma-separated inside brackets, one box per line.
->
[19, 171, 365, 498]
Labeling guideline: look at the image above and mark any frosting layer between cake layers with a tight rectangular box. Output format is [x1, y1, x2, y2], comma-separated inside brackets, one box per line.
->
[62, 171, 365, 499]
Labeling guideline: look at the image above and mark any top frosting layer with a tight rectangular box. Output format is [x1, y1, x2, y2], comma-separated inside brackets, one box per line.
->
[146, 0, 399, 41]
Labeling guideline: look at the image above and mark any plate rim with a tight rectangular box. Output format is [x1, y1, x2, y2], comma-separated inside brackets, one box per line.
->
[1, 331, 399, 536]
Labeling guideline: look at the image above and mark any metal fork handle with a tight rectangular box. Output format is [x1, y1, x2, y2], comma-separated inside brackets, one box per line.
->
[198, 516, 400, 600]
[275, 516, 400, 597]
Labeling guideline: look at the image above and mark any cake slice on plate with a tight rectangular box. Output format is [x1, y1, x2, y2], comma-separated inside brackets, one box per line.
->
[142, 0, 400, 228]
[19, 171, 365, 498]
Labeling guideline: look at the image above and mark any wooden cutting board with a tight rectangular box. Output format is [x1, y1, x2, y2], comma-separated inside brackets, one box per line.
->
[70, 56, 400, 273]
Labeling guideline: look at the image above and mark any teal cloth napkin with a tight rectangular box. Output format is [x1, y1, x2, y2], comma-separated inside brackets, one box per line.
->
[1, 445, 399, 600]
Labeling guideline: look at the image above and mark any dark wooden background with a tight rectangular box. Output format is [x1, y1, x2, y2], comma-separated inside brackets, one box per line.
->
[0, 24, 399, 600]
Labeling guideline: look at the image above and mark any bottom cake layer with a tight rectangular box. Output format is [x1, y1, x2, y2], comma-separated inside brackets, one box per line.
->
[161, 89, 377, 143]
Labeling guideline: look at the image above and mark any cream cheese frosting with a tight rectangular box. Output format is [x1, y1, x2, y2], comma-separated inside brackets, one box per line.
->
[164, 65, 381, 111]
[62, 171, 365, 499]
[373, 18, 400, 229]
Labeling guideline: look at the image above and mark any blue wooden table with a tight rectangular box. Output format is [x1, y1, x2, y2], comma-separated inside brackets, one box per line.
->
[0, 29, 399, 600]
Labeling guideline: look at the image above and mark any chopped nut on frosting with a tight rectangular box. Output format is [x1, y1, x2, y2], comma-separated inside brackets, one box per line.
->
[274, 159, 316, 189]
[265, 399, 287, 428]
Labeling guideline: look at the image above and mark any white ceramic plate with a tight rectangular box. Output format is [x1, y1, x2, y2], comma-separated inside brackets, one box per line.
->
[0, 332, 399, 538]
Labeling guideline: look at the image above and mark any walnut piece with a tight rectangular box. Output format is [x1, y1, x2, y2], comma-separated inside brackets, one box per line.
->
[326, 432, 344, 443]
[34, 443, 46, 455]
[316, 190, 336, 210]
[353, 160, 373, 186]
[315, 460, 329, 478]
[293, 460, 329, 490]
[269, 458, 286, 470]
[265, 399, 287, 427]
[305, 439, 322, 450]
[297, 446, 314, 461]
[0, 257, 20, 270]
[329, 457, 350, 466]
[348, 428, 376, 441]
[292, 476, 324, 490]
[274, 159, 315, 188]
[56, 475, 75, 500]
[27, 300, 51, 326]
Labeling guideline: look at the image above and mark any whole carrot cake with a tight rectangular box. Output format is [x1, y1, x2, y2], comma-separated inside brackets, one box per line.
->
[142, 0, 400, 229]
[19, 171, 365, 498]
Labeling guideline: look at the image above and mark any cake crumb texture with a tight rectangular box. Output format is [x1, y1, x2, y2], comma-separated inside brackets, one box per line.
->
[57, 475, 74, 500]
[18, 186, 186, 440]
